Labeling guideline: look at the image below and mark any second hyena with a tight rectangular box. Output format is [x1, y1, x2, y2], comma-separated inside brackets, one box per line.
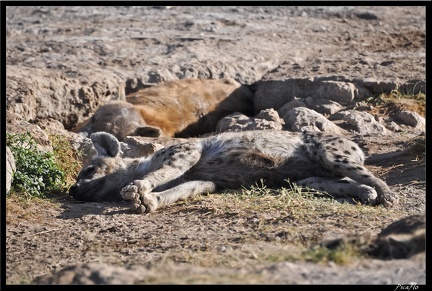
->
[69, 130, 399, 213]
[74, 78, 254, 141]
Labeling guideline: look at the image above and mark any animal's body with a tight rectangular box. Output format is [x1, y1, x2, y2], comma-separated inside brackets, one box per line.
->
[69, 130, 398, 213]
[74, 78, 254, 141]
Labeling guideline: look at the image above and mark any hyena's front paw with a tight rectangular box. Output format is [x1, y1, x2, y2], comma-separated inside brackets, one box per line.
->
[378, 191, 399, 208]
[121, 183, 146, 214]
[121, 182, 159, 214]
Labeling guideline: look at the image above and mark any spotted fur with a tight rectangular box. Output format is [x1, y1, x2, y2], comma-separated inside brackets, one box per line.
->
[69, 130, 398, 213]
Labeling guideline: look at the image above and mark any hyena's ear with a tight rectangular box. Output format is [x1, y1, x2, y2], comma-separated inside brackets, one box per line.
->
[134, 126, 162, 137]
[90, 132, 121, 157]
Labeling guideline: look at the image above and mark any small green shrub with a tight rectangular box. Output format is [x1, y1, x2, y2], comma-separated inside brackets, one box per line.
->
[6, 132, 65, 198]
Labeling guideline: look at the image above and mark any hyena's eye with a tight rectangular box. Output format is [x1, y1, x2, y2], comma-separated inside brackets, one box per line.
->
[80, 165, 96, 178]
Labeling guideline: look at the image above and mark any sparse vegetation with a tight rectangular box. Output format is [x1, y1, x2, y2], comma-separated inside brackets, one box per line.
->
[6, 132, 83, 199]
[49, 133, 83, 187]
[407, 136, 425, 161]
[6, 132, 65, 198]
[302, 243, 362, 265]
[168, 182, 408, 266]
[365, 90, 425, 118]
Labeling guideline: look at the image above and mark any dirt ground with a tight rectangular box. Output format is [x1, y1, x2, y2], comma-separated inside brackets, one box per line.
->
[4, 6, 426, 285]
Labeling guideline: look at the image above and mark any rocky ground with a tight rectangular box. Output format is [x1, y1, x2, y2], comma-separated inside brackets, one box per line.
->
[5, 6, 426, 285]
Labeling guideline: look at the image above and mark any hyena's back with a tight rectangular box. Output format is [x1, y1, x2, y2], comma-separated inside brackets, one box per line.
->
[183, 130, 365, 189]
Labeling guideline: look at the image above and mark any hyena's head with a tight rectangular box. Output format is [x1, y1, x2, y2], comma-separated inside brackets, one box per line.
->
[75, 101, 162, 141]
[69, 132, 130, 201]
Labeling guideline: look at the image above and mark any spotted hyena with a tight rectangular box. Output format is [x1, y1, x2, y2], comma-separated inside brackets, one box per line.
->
[74, 78, 254, 141]
[69, 130, 398, 213]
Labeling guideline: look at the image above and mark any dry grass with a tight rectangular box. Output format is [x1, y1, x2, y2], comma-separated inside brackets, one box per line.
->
[49, 133, 83, 188]
[407, 136, 426, 161]
[6, 178, 411, 269]
[159, 182, 409, 266]
[367, 90, 425, 118]
[5, 193, 63, 226]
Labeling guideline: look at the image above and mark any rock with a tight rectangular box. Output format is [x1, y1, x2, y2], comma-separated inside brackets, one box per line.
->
[315, 80, 357, 105]
[253, 78, 315, 112]
[369, 214, 426, 259]
[385, 121, 402, 132]
[6, 119, 53, 153]
[332, 110, 389, 136]
[283, 107, 344, 134]
[304, 97, 344, 116]
[216, 109, 284, 132]
[255, 108, 285, 124]
[6, 65, 125, 130]
[33, 263, 147, 284]
[277, 99, 307, 118]
[6, 146, 16, 195]
[34, 118, 69, 135]
[395, 110, 425, 129]
[321, 214, 426, 260]
[57, 132, 96, 166]
[360, 78, 399, 95]
[254, 78, 361, 113]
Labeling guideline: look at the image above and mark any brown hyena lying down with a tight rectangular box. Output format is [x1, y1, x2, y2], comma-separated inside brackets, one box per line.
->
[74, 78, 254, 141]
[69, 130, 399, 213]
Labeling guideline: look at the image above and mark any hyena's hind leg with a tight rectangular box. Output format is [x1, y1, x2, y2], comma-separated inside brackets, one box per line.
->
[123, 180, 217, 213]
[340, 164, 398, 207]
[297, 177, 378, 205]
[305, 132, 398, 207]
[322, 151, 398, 207]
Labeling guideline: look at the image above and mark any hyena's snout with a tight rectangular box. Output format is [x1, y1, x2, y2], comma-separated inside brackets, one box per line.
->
[69, 182, 93, 201]
[69, 181, 123, 202]
[69, 183, 83, 200]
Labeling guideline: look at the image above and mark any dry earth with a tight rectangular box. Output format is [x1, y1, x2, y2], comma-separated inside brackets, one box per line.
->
[4, 6, 426, 285]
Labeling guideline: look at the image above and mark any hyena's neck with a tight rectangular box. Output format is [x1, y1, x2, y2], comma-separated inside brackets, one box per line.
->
[124, 156, 153, 180]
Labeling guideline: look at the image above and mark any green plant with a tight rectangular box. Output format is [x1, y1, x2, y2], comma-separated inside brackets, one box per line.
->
[302, 243, 363, 265]
[6, 132, 64, 198]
